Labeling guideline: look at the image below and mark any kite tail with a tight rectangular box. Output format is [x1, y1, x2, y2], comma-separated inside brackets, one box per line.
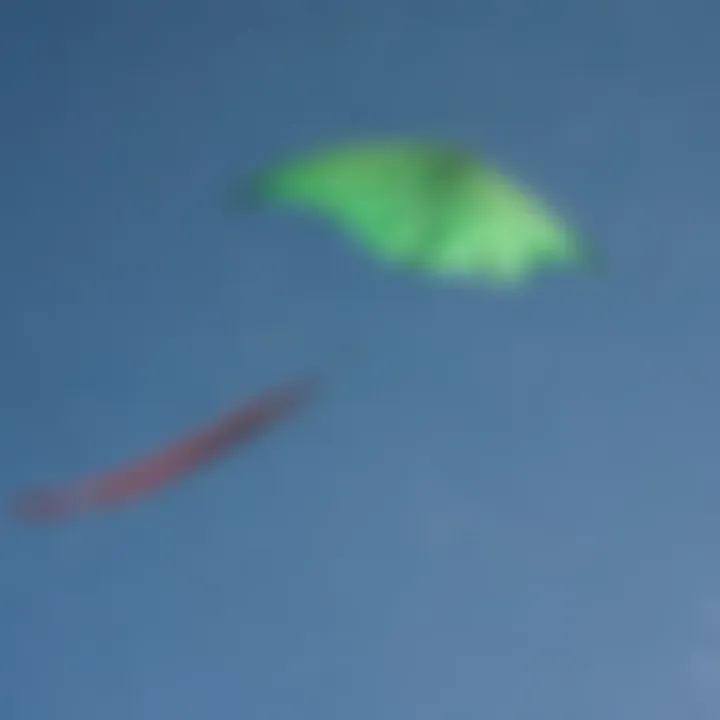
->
[12, 486, 90, 523]
[10, 374, 322, 525]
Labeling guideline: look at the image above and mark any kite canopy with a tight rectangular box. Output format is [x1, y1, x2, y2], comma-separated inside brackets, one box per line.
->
[247, 140, 593, 285]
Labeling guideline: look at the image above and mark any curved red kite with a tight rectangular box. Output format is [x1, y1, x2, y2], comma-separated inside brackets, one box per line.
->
[12, 376, 318, 523]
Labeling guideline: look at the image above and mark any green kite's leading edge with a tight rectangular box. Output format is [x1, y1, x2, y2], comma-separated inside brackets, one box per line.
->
[245, 140, 593, 286]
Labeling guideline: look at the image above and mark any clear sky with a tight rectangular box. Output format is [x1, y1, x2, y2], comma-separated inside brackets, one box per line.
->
[2, 0, 720, 718]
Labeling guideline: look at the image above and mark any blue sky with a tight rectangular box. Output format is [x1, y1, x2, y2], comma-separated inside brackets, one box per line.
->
[3, 0, 720, 718]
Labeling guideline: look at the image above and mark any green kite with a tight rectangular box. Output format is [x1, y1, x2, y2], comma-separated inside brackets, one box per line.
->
[245, 140, 593, 285]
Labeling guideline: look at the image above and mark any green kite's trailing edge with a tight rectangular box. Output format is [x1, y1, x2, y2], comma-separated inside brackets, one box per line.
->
[247, 140, 593, 285]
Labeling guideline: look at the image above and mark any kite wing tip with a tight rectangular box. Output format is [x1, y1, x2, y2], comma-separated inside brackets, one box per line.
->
[221, 174, 271, 215]
[245, 170, 277, 205]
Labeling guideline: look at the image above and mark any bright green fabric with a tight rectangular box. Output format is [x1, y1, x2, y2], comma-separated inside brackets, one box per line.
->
[249, 142, 591, 285]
